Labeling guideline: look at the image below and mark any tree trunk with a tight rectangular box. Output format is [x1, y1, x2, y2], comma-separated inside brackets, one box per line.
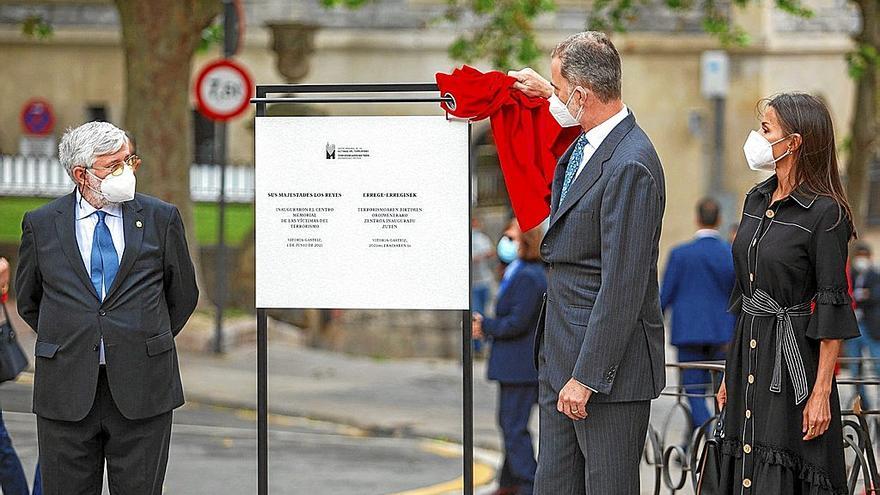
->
[114, 0, 220, 307]
[849, 0, 878, 234]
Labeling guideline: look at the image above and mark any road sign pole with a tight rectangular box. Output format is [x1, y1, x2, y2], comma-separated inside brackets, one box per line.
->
[212, 0, 240, 355]
[700, 51, 729, 199]
[213, 117, 228, 354]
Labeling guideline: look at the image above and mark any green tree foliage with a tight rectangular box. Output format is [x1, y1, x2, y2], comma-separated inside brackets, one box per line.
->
[445, 0, 554, 69]
[21, 15, 53, 40]
[443, 0, 813, 69]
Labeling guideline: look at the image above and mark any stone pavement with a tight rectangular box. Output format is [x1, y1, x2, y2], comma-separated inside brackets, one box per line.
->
[177, 337, 694, 494]
[180, 339, 690, 447]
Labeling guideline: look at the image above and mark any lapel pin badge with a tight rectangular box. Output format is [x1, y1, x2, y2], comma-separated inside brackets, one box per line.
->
[136, 220, 143, 228]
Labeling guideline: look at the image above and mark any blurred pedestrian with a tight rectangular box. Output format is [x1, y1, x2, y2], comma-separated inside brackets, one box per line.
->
[473, 225, 547, 495]
[848, 242, 880, 404]
[853, 243, 880, 335]
[661, 198, 736, 432]
[15, 122, 198, 495]
[472, 216, 496, 354]
[717, 93, 859, 494]
[0, 256, 31, 495]
[495, 216, 520, 277]
[0, 258, 40, 494]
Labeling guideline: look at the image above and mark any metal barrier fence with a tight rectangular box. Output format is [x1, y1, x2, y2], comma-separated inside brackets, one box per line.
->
[647, 359, 880, 494]
[0, 155, 255, 202]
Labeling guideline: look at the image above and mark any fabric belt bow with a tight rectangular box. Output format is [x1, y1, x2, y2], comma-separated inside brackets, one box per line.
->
[741, 288, 813, 405]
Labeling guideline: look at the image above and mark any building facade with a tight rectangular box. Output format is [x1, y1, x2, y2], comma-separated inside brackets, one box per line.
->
[0, 0, 877, 355]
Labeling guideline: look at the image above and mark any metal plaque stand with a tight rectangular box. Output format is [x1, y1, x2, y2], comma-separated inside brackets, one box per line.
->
[251, 83, 474, 495]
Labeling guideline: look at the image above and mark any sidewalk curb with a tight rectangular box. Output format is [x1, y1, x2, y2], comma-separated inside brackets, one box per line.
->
[20, 370, 500, 450]
[184, 390, 501, 451]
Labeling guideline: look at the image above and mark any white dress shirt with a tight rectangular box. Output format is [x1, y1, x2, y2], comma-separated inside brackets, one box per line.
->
[75, 190, 125, 364]
[574, 104, 630, 180]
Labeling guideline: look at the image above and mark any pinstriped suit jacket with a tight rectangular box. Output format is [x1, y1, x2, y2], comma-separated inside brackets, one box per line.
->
[535, 111, 667, 403]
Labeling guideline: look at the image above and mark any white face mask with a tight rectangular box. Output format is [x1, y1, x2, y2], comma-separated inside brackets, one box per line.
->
[85, 165, 136, 203]
[742, 130, 792, 172]
[548, 87, 584, 128]
[853, 257, 873, 272]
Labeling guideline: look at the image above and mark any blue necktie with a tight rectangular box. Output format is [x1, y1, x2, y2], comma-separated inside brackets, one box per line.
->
[90, 211, 119, 300]
[559, 133, 590, 205]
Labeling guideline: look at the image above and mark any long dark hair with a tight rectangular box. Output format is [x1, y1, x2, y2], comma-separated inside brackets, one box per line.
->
[761, 93, 856, 238]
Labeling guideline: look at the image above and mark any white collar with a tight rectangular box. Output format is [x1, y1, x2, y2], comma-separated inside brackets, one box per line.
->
[695, 229, 721, 239]
[75, 189, 122, 221]
[583, 104, 629, 149]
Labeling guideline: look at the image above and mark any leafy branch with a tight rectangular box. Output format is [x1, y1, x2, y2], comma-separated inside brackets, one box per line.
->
[449, 0, 813, 68]
[21, 14, 53, 40]
[197, 23, 224, 54]
[847, 42, 879, 80]
[319, 0, 814, 69]
[445, 0, 555, 70]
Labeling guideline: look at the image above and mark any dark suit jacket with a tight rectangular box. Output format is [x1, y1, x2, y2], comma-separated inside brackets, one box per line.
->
[15, 191, 198, 421]
[660, 235, 736, 347]
[855, 268, 880, 339]
[535, 111, 666, 402]
[483, 261, 547, 384]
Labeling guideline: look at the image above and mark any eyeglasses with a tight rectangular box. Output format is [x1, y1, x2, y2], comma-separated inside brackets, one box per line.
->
[91, 154, 141, 176]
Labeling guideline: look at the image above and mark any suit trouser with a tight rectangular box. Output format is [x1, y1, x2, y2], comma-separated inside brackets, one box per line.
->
[497, 383, 538, 494]
[36, 367, 172, 495]
[845, 323, 880, 408]
[534, 375, 650, 495]
[676, 344, 727, 432]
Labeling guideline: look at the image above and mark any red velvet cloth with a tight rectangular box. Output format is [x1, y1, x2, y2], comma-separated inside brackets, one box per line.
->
[436, 65, 580, 231]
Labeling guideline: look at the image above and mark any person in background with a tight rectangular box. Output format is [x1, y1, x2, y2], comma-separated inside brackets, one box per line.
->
[495, 216, 520, 276]
[472, 216, 496, 354]
[848, 242, 880, 406]
[0, 257, 39, 495]
[661, 198, 736, 432]
[473, 224, 547, 495]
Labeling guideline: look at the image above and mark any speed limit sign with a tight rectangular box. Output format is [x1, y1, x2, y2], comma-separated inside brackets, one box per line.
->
[194, 59, 254, 121]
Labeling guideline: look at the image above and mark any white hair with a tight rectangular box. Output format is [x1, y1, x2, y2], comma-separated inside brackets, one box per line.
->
[58, 121, 127, 180]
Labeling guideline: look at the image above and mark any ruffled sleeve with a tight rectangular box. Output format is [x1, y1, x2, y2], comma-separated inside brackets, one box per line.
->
[805, 202, 859, 340]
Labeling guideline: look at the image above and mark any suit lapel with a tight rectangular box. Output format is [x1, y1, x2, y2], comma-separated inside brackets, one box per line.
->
[55, 192, 100, 301]
[548, 112, 636, 230]
[104, 197, 144, 303]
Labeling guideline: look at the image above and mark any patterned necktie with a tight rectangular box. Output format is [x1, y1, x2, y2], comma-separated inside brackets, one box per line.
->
[90, 211, 119, 300]
[559, 133, 590, 205]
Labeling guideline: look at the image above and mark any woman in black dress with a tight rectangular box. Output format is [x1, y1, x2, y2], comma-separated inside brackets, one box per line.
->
[716, 93, 860, 494]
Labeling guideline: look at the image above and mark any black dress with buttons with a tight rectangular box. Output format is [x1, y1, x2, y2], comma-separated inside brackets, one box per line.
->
[720, 176, 859, 495]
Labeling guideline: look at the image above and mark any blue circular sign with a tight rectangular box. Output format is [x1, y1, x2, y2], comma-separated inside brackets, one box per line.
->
[21, 99, 55, 135]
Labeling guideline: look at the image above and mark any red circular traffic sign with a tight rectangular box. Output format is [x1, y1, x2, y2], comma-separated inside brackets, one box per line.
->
[20, 98, 55, 135]
[194, 59, 254, 121]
